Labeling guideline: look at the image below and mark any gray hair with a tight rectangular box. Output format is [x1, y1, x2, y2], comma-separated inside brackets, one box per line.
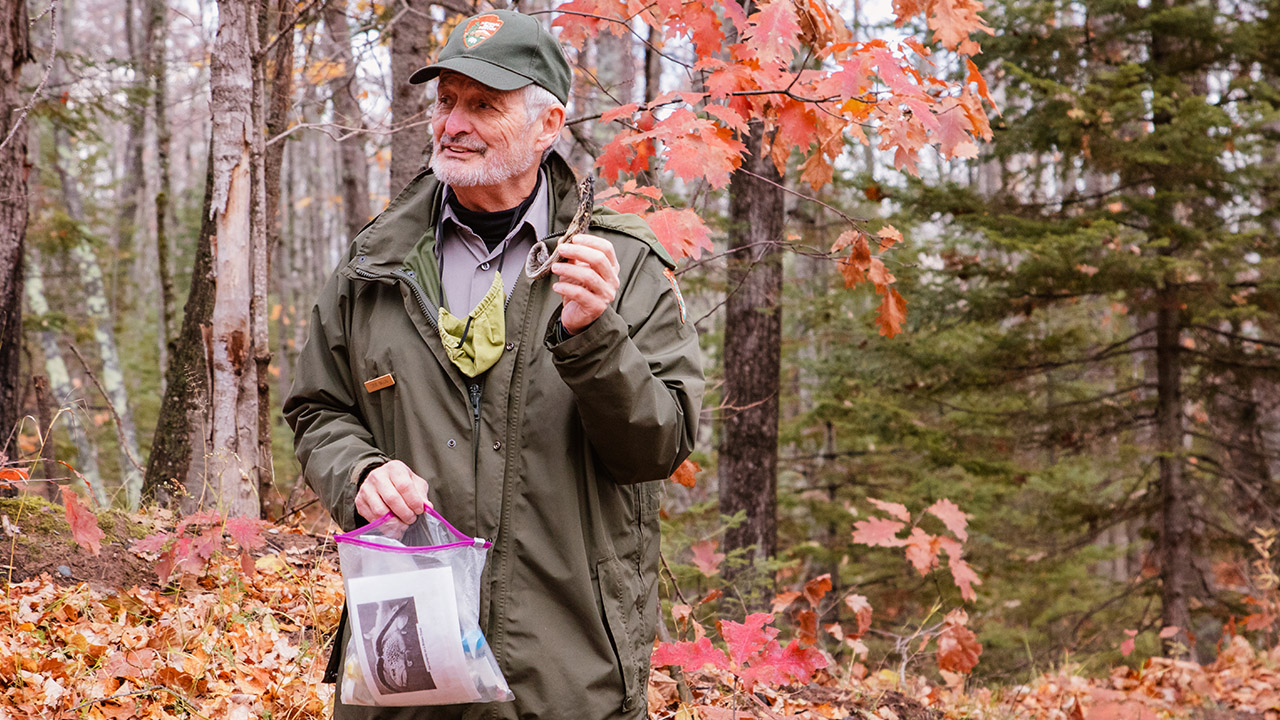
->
[519, 83, 565, 124]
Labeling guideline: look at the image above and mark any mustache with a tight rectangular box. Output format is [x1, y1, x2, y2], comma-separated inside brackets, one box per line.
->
[436, 134, 487, 153]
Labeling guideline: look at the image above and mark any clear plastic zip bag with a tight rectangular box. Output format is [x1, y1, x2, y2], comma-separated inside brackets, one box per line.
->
[334, 505, 513, 706]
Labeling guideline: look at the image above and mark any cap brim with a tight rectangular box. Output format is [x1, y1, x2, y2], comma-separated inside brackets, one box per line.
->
[408, 57, 536, 90]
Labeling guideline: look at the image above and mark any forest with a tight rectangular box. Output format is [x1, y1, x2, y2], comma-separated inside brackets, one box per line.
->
[1, 0, 1280, 715]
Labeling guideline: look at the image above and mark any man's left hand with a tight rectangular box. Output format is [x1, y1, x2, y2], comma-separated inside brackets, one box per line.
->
[551, 234, 620, 335]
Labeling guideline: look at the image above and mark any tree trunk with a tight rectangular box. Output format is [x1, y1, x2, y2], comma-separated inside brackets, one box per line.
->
[0, 0, 30, 462]
[54, 127, 146, 509]
[323, 0, 370, 240]
[147, 0, 175, 392]
[197, 0, 264, 517]
[719, 122, 785, 567]
[259, 0, 292, 518]
[25, 249, 104, 502]
[388, 0, 432, 195]
[1155, 283, 1192, 640]
[116, 0, 148, 312]
[143, 145, 216, 505]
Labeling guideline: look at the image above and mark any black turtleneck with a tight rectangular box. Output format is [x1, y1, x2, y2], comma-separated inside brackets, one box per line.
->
[446, 171, 544, 252]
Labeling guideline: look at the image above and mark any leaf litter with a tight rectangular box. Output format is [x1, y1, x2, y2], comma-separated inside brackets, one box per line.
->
[3, 506, 1280, 719]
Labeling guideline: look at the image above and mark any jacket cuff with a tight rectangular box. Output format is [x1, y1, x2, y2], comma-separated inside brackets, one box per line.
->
[545, 305, 625, 356]
[342, 455, 388, 530]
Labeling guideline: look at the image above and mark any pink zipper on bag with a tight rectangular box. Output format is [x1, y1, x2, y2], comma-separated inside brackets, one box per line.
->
[334, 504, 492, 553]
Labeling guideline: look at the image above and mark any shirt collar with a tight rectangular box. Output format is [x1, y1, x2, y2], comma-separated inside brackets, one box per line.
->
[438, 168, 551, 248]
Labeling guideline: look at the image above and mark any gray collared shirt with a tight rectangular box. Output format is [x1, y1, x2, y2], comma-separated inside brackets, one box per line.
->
[436, 171, 549, 315]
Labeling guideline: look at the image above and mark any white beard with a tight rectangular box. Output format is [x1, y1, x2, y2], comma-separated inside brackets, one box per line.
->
[430, 133, 541, 188]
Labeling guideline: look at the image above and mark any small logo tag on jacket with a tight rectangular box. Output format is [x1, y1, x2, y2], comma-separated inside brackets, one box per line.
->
[364, 374, 395, 393]
[463, 14, 503, 48]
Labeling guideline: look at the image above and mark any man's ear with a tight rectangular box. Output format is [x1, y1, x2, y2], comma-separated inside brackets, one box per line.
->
[533, 105, 566, 153]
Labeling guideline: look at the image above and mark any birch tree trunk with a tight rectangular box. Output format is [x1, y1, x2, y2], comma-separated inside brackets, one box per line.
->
[388, 0, 431, 195]
[54, 127, 145, 509]
[24, 250, 104, 502]
[0, 0, 30, 460]
[195, 0, 266, 517]
[323, 0, 370, 240]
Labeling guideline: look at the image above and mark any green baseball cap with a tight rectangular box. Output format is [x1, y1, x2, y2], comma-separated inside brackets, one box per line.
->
[409, 10, 572, 105]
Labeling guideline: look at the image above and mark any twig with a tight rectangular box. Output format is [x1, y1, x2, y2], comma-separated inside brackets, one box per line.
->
[0, 0, 58, 156]
[265, 117, 433, 147]
[66, 343, 145, 474]
[67, 684, 213, 718]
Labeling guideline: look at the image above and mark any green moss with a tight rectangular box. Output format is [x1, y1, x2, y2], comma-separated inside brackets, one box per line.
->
[0, 496, 70, 540]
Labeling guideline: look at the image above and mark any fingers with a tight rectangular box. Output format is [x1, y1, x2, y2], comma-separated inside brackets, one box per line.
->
[553, 235, 621, 333]
[557, 235, 620, 286]
[354, 460, 431, 527]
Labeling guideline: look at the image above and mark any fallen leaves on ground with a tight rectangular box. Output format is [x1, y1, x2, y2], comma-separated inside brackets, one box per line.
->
[5, 511, 1280, 720]
[0, 525, 342, 719]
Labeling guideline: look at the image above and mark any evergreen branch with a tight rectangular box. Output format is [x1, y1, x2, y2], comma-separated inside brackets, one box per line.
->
[1189, 324, 1280, 351]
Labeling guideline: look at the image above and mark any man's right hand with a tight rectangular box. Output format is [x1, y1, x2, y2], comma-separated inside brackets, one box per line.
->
[355, 460, 432, 534]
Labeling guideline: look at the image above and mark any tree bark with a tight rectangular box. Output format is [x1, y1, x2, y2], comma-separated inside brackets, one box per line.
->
[323, 0, 370, 240]
[0, 0, 30, 461]
[388, 0, 432, 195]
[719, 122, 785, 567]
[25, 249, 104, 502]
[198, 0, 264, 517]
[54, 126, 146, 508]
[146, 0, 175, 391]
[143, 145, 216, 506]
[1154, 283, 1192, 640]
[116, 0, 148, 311]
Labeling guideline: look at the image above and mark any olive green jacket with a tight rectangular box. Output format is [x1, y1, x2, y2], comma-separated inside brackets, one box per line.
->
[283, 153, 704, 720]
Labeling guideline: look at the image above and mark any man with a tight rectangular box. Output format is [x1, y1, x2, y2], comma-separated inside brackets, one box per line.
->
[284, 9, 704, 720]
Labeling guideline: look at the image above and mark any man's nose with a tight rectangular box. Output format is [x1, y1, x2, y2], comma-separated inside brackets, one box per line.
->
[442, 107, 473, 137]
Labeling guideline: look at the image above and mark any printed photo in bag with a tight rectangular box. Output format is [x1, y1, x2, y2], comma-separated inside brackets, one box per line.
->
[357, 598, 436, 694]
[346, 566, 482, 705]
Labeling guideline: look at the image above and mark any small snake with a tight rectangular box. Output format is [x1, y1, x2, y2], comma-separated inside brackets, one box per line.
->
[525, 175, 595, 279]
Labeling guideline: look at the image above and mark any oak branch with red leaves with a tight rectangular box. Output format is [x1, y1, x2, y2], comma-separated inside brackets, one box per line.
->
[551, 0, 996, 336]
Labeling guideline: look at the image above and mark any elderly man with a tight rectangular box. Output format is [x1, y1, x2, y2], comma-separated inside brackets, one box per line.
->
[284, 9, 704, 720]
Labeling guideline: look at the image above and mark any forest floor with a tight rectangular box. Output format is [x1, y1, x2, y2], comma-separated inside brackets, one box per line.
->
[1, 497, 1278, 720]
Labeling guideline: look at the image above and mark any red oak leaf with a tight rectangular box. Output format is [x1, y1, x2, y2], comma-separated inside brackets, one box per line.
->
[904, 527, 942, 575]
[793, 608, 818, 644]
[670, 458, 701, 487]
[601, 102, 641, 124]
[1120, 628, 1138, 656]
[743, 0, 801, 66]
[61, 485, 103, 556]
[936, 610, 982, 673]
[719, 612, 777, 666]
[225, 516, 265, 550]
[845, 594, 873, 638]
[651, 636, 730, 671]
[771, 590, 802, 613]
[851, 516, 907, 547]
[876, 224, 904, 251]
[926, 498, 969, 541]
[876, 286, 909, 338]
[690, 539, 726, 576]
[645, 207, 714, 261]
[868, 497, 911, 522]
[803, 574, 833, 608]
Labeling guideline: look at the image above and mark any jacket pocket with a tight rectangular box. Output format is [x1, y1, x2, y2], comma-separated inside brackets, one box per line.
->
[596, 556, 643, 714]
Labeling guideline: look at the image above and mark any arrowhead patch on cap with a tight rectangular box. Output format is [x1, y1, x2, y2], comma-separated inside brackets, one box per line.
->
[463, 14, 503, 48]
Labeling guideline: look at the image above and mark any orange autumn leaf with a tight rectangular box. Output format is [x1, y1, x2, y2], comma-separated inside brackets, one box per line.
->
[670, 458, 701, 487]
